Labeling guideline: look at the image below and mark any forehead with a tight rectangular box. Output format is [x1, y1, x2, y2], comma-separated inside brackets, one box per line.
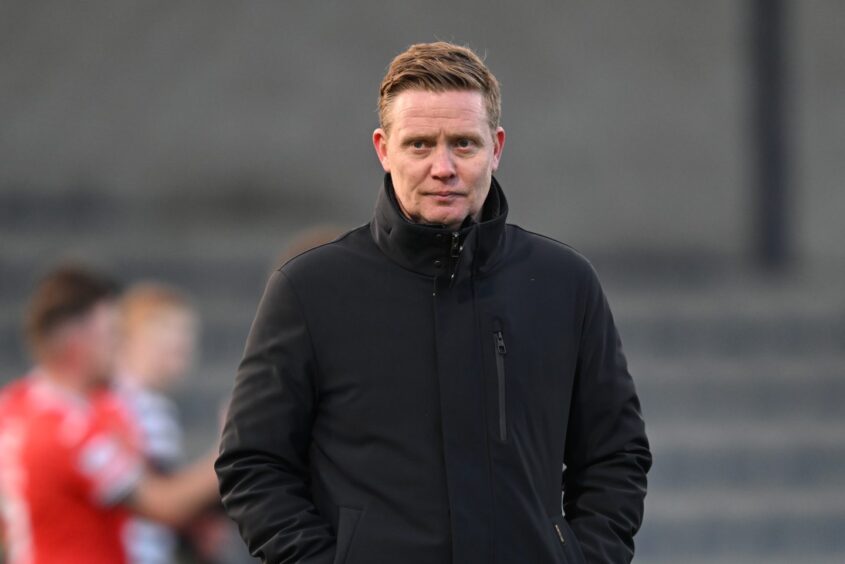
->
[71, 300, 118, 334]
[388, 89, 488, 135]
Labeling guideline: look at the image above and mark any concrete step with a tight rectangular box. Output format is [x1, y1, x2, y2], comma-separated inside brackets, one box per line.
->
[0, 181, 339, 232]
[618, 313, 845, 356]
[639, 554, 845, 564]
[633, 354, 845, 420]
[637, 485, 845, 560]
[648, 418, 845, 488]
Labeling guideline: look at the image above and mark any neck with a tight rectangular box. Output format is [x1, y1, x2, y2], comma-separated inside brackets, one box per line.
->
[370, 174, 509, 280]
[118, 351, 158, 390]
[39, 360, 99, 396]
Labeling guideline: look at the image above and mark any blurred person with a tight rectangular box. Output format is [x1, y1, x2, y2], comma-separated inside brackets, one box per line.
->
[117, 283, 249, 564]
[118, 283, 197, 477]
[217, 42, 651, 564]
[0, 265, 219, 564]
[117, 283, 196, 564]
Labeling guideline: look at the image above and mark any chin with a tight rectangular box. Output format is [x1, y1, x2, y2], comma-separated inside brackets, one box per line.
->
[422, 208, 472, 228]
[89, 365, 116, 389]
[421, 216, 458, 228]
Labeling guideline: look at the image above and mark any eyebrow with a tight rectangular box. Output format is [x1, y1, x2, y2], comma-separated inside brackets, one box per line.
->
[400, 131, 485, 145]
[400, 133, 437, 145]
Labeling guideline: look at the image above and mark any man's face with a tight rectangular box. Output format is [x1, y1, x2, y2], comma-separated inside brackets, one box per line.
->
[373, 89, 505, 230]
[133, 307, 198, 390]
[57, 300, 120, 388]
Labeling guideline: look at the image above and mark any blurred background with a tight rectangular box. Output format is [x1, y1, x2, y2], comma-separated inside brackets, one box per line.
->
[1, 1, 843, 562]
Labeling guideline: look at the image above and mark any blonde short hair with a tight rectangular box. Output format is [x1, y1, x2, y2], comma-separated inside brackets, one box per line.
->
[378, 41, 501, 133]
[121, 282, 192, 337]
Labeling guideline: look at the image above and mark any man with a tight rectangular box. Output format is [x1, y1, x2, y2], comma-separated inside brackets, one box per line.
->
[216, 42, 651, 564]
[0, 265, 220, 564]
[117, 282, 228, 564]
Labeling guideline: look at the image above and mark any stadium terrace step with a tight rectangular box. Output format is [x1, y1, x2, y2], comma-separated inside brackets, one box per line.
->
[637, 484, 845, 561]
[647, 418, 845, 488]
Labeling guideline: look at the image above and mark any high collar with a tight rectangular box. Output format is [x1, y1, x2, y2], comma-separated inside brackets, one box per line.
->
[369, 173, 509, 282]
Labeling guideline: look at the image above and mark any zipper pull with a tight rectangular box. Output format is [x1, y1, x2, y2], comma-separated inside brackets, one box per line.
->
[450, 231, 462, 258]
[554, 523, 566, 544]
[495, 330, 507, 354]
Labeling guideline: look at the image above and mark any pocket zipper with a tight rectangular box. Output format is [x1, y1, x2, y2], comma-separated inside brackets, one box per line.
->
[554, 522, 566, 545]
[493, 330, 507, 441]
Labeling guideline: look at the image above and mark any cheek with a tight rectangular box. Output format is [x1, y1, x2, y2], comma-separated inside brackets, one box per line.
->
[168, 338, 193, 362]
[84, 339, 114, 369]
[391, 164, 428, 198]
[459, 160, 492, 188]
[394, 158, 426, 180]
[82, 325, 116, 361]
[162, 330, 195, 360]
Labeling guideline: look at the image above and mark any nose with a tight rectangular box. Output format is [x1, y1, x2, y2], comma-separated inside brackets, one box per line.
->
[430, 145, 456, 181]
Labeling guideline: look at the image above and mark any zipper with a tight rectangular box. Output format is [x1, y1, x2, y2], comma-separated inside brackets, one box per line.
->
[433, 231, 462, 295]
[493, 329, 507, 441]
[448, 231, 462, 287]
[449, 231, 461, 258]
[554, 523, 566, 545]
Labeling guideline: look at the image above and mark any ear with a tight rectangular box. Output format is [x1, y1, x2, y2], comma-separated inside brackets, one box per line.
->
[373, 128, 391, 173]
[491, 127, 506, 172]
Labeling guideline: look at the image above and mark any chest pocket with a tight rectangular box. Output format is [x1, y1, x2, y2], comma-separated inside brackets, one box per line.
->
[492, 325, 508, 442]
[486, 315, 577, 447]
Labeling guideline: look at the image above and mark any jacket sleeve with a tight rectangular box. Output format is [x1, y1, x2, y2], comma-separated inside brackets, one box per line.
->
[215, 269, 336, 564]
[562, 261, 652, 563]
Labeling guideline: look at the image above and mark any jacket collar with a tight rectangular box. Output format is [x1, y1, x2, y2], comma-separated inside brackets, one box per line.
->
[369, 173, 509, 282]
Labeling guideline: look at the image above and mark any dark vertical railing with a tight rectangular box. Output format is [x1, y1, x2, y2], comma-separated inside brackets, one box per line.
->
[751, 0, 791, 269]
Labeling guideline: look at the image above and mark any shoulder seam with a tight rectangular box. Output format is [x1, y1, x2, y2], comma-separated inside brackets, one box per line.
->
[276, 224, 368, 272]
[507, 223, 588, 260]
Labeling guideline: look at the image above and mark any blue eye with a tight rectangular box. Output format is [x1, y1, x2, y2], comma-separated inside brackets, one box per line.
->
[456, 139, 472, 148]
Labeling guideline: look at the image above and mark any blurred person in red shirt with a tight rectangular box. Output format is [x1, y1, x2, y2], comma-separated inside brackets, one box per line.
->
[0, 265, 219, 564]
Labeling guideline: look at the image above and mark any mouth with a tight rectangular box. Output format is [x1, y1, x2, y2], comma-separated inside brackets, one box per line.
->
[424, 191, 466, 201]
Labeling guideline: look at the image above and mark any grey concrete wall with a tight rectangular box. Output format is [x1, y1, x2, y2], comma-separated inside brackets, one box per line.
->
[4, 0, 817, 260]
[3, 1, 839, 259]
[795, 1, 845, 261]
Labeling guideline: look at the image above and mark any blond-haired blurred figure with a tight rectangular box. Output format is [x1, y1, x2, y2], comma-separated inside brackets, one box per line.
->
[117, 282, 215, 564]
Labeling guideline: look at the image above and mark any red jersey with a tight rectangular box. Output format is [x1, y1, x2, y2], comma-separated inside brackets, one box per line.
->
[0, 372, 143, 564]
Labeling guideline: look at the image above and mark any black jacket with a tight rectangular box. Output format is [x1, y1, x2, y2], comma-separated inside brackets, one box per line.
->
[216, 175, 651, 564]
